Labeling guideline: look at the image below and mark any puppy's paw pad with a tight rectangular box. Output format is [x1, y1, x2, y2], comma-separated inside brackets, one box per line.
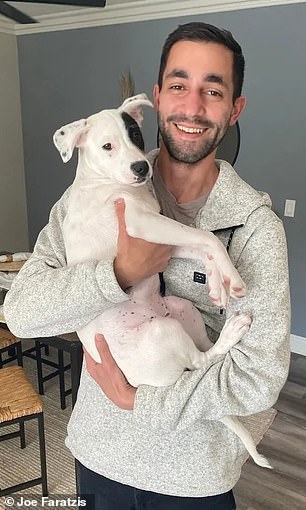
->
[230, 282, 247, 299]
[220, 312, 252, 346]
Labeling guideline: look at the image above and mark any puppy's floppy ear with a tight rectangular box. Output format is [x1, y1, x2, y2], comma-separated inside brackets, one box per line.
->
[53, 119, 90, 163]
[118, 93, 153, 127]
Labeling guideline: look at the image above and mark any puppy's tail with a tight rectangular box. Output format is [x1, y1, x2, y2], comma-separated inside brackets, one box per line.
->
[219, 416, 273, 469]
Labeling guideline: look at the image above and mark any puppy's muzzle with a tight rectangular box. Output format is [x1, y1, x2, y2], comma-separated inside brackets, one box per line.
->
[131, 160, 150, 181]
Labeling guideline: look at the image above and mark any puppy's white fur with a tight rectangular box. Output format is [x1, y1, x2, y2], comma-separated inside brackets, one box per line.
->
[54, 94, 271, 468]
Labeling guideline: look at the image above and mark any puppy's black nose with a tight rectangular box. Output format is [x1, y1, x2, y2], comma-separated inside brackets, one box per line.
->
[131, 160, 149, 178]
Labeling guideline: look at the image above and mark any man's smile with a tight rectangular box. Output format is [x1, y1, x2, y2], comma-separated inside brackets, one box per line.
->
[174, 123, 206, 134]
[158, 110, 227, 163]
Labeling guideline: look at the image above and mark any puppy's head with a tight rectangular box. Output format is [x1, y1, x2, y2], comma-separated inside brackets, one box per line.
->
[53, 93, 153, 185]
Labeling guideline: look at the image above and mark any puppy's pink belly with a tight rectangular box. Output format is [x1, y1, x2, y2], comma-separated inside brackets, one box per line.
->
[103, 294, 205, 342]
[163, 296, 206, 339]
[104, 299, 166, 331]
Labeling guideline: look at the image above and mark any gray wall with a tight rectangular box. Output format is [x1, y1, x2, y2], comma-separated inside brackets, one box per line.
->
[0, 33, 29, 252]
[17, 3, 306, 337]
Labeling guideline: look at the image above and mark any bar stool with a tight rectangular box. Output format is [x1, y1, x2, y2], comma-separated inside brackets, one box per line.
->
[0, 366, 48, 496]
[30, 333, 83, 410]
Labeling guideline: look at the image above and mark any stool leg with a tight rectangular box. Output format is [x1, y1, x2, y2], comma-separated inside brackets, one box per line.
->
[37, 413, 48, 496]
[35, 340, 44, 395]
[7, 346, 15, 357]
[20, 420, 26, 448]
[0, 353, 3, 369]
[58, 349, 66, 410]
[17, 342, 23, 366]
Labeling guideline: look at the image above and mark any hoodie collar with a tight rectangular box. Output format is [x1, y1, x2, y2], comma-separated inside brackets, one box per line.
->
[147, 150, 272, 232]
[196, 159, 272, 231]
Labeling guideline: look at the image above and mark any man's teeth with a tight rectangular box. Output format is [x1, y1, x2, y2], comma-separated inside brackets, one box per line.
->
[176, 124, 204, 134]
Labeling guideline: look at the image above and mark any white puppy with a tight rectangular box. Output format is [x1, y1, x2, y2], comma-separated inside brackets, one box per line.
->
[54, 94, 271, 468]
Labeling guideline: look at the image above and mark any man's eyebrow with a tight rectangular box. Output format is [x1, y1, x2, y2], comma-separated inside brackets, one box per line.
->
[165, 69, 189, 80]
[203, 73, 229, 89]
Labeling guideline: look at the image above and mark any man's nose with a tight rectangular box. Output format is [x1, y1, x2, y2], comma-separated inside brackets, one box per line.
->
[183, 90, 206, 118]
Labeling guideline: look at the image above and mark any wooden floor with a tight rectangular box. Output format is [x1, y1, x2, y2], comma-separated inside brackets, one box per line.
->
[235, 353, 306, 510]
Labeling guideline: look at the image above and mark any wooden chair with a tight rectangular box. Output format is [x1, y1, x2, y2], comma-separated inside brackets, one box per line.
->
[0, 327, 23, 368]
[0, 366, 48, 496]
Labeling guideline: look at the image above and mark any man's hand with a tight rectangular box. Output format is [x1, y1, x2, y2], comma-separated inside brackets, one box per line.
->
[84, 333, 136, 410]
[114, 198, 172, 290]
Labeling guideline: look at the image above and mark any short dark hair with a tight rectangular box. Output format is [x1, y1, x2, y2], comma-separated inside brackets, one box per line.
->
[158, 22, 245, 101]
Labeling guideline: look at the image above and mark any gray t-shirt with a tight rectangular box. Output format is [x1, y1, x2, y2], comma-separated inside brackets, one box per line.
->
[152, 160, 209, 226]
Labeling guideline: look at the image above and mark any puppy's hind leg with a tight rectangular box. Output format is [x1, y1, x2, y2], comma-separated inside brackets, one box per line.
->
[204, 313, 252, 364]
[186, 313, 252, 371]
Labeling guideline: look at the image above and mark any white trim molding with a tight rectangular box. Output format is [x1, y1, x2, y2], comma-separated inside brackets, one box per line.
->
[0, 0, 304, 36]
[291, 334, 306, 356]
[0, 20, 15, 35]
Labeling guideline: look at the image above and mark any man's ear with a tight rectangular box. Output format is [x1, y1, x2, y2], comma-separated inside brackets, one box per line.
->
[53, 119, 90, 163]
[229, 96, 246, 126]
[153, 84, 160, 112]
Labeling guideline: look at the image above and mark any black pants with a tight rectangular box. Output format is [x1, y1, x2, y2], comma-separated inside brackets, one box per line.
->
[76, 461, 236, 510]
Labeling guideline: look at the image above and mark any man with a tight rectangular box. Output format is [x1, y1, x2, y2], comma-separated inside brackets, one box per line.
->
[5, 22, 290, 510]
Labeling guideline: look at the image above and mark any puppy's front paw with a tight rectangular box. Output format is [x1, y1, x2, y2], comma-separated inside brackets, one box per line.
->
[205, 255, 229, 308]
[229, 276, 247, 300]
[204, 253, 246, 308]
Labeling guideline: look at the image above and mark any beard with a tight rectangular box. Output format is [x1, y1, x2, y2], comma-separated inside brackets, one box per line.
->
[157, 112, 230, 164]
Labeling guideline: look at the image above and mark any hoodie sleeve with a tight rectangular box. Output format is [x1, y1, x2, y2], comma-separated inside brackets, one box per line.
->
[133, 214, 291, 431]
[4, 189, 128, 338]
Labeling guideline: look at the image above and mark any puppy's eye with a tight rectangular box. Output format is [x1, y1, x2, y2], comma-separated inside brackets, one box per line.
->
[129, 127, 144, 152]
[132, 130, 142, 144]
[102, 143, 112, 151]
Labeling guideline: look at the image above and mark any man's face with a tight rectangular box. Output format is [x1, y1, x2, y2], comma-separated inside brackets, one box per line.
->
[154, 40, 245, 164]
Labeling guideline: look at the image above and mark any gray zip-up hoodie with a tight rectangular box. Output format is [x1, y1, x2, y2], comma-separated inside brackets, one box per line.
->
[4, 156, 290, 497]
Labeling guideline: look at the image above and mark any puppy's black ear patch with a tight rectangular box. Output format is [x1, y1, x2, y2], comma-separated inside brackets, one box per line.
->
[121, 112, 145, 152]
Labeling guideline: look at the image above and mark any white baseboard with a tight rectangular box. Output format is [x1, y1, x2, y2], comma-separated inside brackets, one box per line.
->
[290, 334, 306, 356]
